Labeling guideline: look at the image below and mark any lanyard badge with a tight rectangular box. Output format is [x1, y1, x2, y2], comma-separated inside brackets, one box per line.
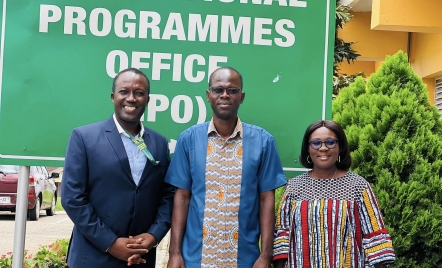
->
[124, 130, 158, 166]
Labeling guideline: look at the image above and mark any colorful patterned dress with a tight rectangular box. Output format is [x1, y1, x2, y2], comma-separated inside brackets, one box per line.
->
[273, 172, 395, 268]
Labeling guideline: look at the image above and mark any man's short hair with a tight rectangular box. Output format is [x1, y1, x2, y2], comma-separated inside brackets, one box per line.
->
[112, 68, 150, 94]
[208, 67, 243, 89]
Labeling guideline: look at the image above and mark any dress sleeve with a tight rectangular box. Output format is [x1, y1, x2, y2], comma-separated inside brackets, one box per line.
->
[358, 182, 395, 266]
[273, 184, 292, 261]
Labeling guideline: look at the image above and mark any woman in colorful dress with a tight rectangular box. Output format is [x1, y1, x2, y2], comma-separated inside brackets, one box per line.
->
[273, 120, 395, 268]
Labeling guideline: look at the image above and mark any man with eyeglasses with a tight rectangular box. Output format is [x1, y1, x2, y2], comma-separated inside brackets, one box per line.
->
[165, 67, 287, 268]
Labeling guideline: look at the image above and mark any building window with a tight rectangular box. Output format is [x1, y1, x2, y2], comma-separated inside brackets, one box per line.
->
[436, 78, 442, 114]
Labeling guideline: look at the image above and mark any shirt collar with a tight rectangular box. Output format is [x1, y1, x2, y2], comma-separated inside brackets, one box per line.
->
[208, 117, 243, 139]
[113, 114, 145, 138]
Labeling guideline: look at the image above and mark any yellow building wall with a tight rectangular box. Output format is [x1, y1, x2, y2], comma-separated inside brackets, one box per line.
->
[339, 60, 385, 77]
[423, 78, 435, 105]
[409, 32, 442, 79]
[339, 8, 442, 106]
[338, 12, 408, 61]
[339, 61, 375, 76]
[372, 0, 442, 33]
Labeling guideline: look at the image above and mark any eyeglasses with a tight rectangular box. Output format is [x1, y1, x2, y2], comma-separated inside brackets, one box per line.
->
[309, 139, 338, 150]
[209, 87, 242, 95]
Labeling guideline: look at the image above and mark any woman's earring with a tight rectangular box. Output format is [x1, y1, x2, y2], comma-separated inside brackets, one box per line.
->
[337, 156, 341, 163]
[307, 155, 312, 163]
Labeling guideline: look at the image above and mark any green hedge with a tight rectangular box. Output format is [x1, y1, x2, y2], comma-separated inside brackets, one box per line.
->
[333, 51, 442, 267]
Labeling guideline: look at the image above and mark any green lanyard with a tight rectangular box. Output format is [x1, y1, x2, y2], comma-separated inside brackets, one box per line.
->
[124, 130, 158, 166]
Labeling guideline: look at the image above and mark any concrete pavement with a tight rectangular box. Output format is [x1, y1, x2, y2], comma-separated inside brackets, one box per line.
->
[155, 231, 170, 267]
[0, 211, 74, 257]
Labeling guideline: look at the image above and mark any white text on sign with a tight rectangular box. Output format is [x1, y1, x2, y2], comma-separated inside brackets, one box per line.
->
[39, 5, 296, 48]
[144, 94, 207, 125]
[106, 51, 228, 83]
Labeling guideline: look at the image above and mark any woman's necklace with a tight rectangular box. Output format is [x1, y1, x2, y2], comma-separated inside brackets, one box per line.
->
[310, 168, 338, 200]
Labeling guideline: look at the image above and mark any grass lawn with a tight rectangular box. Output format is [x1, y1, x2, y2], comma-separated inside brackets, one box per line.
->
[56, 197, 64, 211]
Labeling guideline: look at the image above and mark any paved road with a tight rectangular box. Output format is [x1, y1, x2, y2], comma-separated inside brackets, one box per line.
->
[0, 211, 169, 267]
[0, 211, 73, 257]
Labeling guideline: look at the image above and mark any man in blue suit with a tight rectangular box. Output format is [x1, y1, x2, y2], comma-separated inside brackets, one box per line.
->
[62, 68, 174, 267]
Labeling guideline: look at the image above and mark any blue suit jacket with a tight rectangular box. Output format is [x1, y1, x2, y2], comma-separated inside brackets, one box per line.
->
[62, 117, 174, 267]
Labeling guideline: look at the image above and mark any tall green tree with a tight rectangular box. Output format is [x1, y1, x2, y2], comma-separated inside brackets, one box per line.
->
[334, 3, 362, 95]
[333, 51, 442, 267]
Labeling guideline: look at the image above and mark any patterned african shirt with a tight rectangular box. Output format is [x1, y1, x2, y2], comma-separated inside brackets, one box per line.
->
[202, 119, 243, 267]
[273, 172, 395, 268]
[165, 118, 287, 268]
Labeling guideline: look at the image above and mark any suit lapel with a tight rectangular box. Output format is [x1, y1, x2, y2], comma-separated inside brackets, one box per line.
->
[105, 117, 132, 180]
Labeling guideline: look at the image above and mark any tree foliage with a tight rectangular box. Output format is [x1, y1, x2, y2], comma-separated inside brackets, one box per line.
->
[334, 3, 362, 95]
[333, 51, 442, 267]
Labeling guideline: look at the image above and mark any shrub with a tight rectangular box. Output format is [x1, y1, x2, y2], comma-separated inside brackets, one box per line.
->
[0, 251, 33, 268]
[31, 239, 69, 268]
[333, 51, 442, 267]
[0, 252, 14, 267]
[0, 239, 69, 268]
[274, 185, 285, 214]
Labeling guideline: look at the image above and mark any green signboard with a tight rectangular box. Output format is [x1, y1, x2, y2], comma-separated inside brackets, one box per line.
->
[0, 0, 335, 174]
